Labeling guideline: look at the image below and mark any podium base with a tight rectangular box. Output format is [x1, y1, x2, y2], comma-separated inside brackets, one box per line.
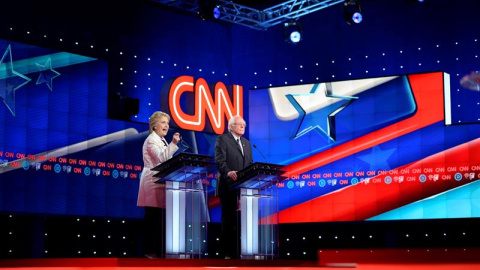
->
[165, 253, 203, 259]
[240, 254, 278, 260]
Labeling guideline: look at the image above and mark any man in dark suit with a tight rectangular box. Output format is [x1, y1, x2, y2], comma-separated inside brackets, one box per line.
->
[215, 115, 253, 259]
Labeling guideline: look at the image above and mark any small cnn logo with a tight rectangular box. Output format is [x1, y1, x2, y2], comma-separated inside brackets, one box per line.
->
[167, 75, 243, 134]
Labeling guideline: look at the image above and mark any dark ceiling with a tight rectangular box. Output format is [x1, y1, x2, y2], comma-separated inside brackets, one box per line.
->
[148, 0, 346, 30]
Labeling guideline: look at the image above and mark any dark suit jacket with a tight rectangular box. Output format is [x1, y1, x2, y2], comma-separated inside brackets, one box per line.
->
[214, 132, 253, 195]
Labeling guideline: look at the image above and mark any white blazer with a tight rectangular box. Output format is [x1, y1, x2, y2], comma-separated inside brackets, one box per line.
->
[137, 131, 179, 208]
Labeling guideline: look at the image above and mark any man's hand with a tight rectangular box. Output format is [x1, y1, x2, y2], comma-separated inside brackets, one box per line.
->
[227, 170, 238, 181]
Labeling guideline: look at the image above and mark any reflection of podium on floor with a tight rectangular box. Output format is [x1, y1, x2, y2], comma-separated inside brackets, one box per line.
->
[152, 153, 215, 258]
[229, 162, 286, 259]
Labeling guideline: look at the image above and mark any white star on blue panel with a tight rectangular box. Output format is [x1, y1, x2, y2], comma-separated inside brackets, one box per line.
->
[288, 82, 358, 142]
[0, 44, 31, 116]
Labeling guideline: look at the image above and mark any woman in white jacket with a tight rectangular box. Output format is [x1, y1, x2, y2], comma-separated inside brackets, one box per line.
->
[137, 111, 180, 258]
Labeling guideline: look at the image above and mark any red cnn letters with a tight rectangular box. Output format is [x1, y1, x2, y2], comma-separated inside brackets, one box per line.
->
[169, 75, 243, 134]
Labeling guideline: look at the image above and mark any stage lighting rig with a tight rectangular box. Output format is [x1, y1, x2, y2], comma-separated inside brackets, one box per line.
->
[343, 0, 363, 25]
[198, 0, 220, 21]
[283, 20, 303, 44]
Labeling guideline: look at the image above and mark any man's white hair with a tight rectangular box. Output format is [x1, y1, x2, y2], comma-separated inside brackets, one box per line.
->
[228, 115, 241, 131]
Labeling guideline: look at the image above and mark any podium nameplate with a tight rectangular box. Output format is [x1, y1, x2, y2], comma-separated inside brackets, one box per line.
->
[152, 153, 215, 183]
[229, 162, 286, 190]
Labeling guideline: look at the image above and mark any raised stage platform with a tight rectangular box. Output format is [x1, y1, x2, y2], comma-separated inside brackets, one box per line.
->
[1, 248, 479, 270]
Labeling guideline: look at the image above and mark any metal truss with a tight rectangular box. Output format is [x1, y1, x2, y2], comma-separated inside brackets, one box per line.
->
[150, 0, 345, 30]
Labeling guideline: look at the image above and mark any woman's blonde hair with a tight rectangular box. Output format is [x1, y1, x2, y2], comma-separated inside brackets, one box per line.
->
[149, 111, 170, 133]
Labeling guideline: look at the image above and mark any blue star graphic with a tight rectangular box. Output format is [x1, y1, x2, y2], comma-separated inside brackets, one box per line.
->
[357, 146, 396, 171]
[35, 57, 60, 91]
[288, 82, 358, 142]
[0, 44, 31, 116]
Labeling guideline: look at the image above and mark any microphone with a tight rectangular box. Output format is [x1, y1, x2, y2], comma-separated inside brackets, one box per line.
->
[179, 136, 193, 152]
[253, 144, 267, 163]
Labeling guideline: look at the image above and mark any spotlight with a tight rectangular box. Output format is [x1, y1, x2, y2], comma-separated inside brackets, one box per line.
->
[213, 5, 221, 19]
[343, 0, 363, 25]
[283, 20, 303, 44]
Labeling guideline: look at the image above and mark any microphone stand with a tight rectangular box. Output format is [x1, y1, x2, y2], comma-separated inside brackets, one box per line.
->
[253, 144, 267, 163]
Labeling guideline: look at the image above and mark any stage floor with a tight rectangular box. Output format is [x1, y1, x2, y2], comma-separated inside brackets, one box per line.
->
[1, 248, 479, 270]
[0, 258, 479, 270]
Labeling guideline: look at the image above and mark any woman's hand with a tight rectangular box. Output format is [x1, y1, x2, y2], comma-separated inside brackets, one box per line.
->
[172, 132, 180, 144]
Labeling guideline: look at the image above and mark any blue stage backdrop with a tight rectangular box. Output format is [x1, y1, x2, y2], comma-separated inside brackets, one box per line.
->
[0, 40, 148, 218]
[1, 0, 480, 225]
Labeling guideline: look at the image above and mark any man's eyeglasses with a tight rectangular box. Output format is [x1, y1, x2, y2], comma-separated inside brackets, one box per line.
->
[232, 123, 246, 128]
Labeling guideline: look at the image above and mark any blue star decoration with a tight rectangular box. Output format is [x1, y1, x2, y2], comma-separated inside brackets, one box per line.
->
[287, 82, 358, 142]
[357, 145, 396, 171]
[35, 57, 60, 91]
[0, 44, 31, 116]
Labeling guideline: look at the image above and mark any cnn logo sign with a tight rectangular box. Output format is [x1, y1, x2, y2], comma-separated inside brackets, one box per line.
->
[166, 75, 243, 134]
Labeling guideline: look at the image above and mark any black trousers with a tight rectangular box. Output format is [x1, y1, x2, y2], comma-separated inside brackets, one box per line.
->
[219, 189, 239, 258]
[143, 207, 165, 257]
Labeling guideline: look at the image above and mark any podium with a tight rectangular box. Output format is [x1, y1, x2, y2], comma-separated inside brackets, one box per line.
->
[153, 153, 215, 258]
[229, 162, 286, 259]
